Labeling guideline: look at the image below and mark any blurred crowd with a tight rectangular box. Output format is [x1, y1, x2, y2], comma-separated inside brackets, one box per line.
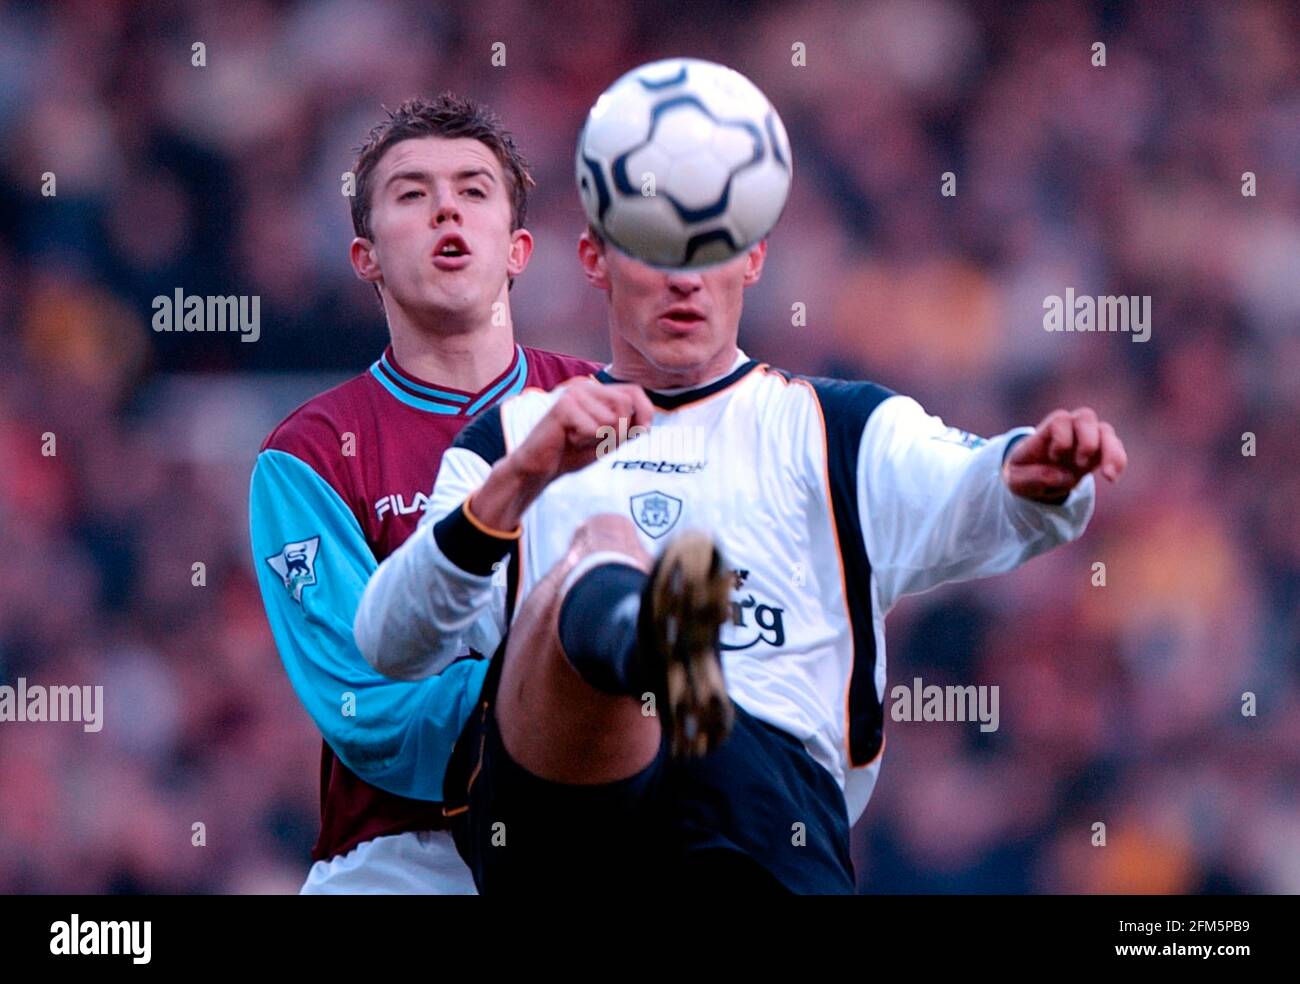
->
[0, 0, 1296, 893]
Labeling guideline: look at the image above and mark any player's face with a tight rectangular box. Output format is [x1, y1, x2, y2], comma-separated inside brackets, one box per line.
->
[353, 136, 531, 327]
[581, 234, 767, 386]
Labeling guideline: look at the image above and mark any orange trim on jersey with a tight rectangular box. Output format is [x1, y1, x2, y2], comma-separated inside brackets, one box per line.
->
[463, 494, 523, 540]
[865, 730, 887, 767]
[763, 367, 880, 769]
[466, 701, 489, 794]
[441, 699, 491, 819]
[842, 730, 886, 769]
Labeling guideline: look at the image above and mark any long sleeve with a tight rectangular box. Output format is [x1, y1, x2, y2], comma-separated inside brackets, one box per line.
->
[249, 448, 488, 801]
[354, 440, 511, 683]
[855, 394, 1095, 612]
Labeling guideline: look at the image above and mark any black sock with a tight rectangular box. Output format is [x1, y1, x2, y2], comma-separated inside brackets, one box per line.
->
[557, 562, 653, 696]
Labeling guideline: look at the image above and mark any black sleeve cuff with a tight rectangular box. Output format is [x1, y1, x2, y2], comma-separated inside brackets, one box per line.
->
[433, 503, 515, 576]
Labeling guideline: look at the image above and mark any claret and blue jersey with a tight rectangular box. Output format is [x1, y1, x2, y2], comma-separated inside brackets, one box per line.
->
[249, 343, 598, 862]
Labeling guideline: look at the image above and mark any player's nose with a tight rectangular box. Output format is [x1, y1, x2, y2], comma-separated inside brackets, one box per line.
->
[431, 187, 462, 225]
[665, 269, 704, 293]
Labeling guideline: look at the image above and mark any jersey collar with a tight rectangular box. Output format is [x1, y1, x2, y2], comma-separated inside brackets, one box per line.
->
[595, 352, 761, 410]
[369, 344, 530, 416]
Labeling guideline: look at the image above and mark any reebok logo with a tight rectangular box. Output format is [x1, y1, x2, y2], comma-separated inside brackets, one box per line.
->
[610, 460, 706, 474]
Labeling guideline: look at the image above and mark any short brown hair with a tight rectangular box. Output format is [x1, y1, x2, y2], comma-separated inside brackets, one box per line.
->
[351, 93, 534, 242]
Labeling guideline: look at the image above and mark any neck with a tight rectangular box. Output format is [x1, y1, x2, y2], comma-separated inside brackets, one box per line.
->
[607, 342, 742, 391]
[386, 299, 516, 391]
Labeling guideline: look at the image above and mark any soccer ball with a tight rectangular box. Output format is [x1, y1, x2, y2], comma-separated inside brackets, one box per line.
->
[576, 58, 792, 269]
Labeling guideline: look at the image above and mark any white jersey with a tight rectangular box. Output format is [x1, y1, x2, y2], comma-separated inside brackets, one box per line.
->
[299, 831, 476, 895]
[355, 352, 1095, 822]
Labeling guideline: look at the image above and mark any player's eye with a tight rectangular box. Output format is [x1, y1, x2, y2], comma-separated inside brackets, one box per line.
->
[399, 189, 424, 201]
[463, 187, 487, 199]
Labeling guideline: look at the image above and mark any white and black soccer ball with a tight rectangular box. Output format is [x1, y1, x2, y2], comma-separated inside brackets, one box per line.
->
[576, 58, 792, 269]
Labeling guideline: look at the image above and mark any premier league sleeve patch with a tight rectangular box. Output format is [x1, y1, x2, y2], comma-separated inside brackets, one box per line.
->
[266, 536, 321, 604]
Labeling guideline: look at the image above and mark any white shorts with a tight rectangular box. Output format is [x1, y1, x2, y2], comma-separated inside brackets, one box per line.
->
[299, 829, 477, 895]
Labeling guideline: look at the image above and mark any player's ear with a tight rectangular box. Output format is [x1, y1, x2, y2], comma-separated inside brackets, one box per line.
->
[508, 227, 534, 278]
[578, 230, 611, 290]
[741, 239, 767, 286]
[350, 237, 382, 284]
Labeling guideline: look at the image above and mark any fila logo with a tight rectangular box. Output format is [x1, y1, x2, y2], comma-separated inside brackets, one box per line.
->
[375, 492, 430, 520]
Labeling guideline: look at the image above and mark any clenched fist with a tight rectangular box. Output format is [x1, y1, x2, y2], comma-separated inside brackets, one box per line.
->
[468, 378, 655, 533]
[1003, 407, 1127, 504]
[513, 378, 656, 483]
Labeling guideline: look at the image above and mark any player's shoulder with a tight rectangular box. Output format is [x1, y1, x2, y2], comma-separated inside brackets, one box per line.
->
[259, 370, 373, 468]
[749, 366, 942, 469]
[520, 346, 603, 388]
[754, 364, 900, 426]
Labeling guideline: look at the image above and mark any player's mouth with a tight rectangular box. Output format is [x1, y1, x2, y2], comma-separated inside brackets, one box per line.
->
[658, 306, 708, 332]
[432, 234, 472, 271]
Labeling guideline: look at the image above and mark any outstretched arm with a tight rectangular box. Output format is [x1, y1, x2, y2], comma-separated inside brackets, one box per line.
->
[856, 396, 1126, 612]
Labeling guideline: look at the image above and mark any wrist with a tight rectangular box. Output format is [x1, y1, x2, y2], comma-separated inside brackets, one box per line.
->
[1027, 488, 1071, 506]
[501, 447, 557, 491]
[463, 492, 523, 539]
[1004, 468, 1071, 505]
[473, 454, 551, 531]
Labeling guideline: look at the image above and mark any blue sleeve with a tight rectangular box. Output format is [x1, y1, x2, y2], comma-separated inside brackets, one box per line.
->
[249, 448, 489, 801]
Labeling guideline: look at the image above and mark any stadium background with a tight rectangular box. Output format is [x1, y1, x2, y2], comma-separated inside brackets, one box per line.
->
[1, 0, 1297, 893]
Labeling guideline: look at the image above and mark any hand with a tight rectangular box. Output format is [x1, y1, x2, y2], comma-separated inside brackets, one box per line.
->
[469, 379, 655, 532]
[512, 378, 656, 482]
[1003, 407, 1127, 504]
